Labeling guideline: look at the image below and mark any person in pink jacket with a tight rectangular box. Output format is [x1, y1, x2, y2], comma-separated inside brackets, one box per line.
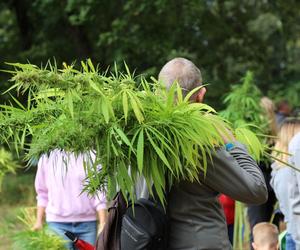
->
[33, 149, 107, 249]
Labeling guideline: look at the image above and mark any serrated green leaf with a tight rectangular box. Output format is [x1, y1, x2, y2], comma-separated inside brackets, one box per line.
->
[89, 79, 102, 94]
[137, 129, 144, 173]
[81, 61, 89, 72]
[146, 130, 172, 172]
[101, 99, 110, 123]
[114, 126, 132, 149]
[122, 92, 128, 122]
[128, 94, 144, 123]
[87, 58, 96, 73]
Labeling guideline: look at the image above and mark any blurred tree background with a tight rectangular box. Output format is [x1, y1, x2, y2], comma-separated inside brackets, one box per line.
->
[1, 0, 300, 108]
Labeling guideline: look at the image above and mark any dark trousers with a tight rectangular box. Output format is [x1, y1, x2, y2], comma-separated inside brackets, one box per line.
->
[227, 224, 234, 245]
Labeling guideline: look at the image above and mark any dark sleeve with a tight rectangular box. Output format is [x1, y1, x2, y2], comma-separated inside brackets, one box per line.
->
[200, 142, 268, 205]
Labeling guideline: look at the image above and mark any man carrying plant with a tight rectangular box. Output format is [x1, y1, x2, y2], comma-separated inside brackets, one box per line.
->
[158, 58, 268, 250]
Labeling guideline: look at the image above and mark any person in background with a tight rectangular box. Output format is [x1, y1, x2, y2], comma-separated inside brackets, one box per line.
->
[271, 119, 300, 250]
[287, 124, 300, 249]
[252, 222, 279, 250]
[248, 97, 278, 249]
[33, 149, 107, 250]
[219, 194, 235, 244]
[158, 57, 268, 250]
[275, 100, 291, 128]
[261, 97, 278, 137]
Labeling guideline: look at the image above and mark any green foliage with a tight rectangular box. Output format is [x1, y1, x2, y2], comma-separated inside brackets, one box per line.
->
[0, 148, 17, 191]
[13, 207, 66, 250]
[0, 60, 233, 204]
[221, 71, 265, 129]
[220, 71, 266, 160]
[220, 71, 278, 249]
[234, 127, 264, 161]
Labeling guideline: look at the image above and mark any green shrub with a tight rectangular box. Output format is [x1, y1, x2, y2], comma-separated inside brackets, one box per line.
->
[13, 207, 66, 250]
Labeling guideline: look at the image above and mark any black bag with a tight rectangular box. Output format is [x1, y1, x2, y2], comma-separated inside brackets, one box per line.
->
[120, 198, 168, 250]
[96, 192, 127, 250]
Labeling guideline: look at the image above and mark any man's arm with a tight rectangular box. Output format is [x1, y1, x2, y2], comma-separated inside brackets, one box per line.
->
[97, 209, 107, 233]
[92, 190, 107, 233]
[200, 142, 268, 204]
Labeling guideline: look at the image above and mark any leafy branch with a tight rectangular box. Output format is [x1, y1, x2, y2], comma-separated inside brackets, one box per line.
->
[0, 61, 263, 204]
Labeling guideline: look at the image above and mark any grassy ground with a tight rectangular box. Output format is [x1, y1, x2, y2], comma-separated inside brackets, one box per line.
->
[0, 172, 35, 250]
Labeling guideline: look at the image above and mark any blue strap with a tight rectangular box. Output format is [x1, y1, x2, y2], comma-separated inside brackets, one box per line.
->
[225, 142, 235, 151]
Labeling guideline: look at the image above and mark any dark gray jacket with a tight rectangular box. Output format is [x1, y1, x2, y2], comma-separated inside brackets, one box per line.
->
[167, 142, 268, 250]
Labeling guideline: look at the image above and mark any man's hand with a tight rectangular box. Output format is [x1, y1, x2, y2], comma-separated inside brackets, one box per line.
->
[215, 123, 235, 144]
[219, 128, 235, 144]
[97, 208, 107, 234]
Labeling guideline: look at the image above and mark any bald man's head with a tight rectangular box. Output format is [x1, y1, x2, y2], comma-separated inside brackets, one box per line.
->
[158, 58, 202, 98]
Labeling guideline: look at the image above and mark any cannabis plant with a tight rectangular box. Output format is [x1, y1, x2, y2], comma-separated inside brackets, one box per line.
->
[0, 61, 260, 204]
[220, 71, 269, 161]
[221, 71, 266, 129]
[220, 71, 272, 249]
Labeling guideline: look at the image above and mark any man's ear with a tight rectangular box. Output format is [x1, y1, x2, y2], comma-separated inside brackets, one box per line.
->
[252, 242, 258, 250]
[196, 87, 206, 103]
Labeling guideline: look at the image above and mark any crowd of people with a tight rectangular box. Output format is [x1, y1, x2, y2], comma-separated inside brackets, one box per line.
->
[220, 97, 300, 250]
[32, 58, 300, 250]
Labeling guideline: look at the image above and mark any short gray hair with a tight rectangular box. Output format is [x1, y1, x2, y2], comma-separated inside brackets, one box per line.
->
[158, 57, 202, 96]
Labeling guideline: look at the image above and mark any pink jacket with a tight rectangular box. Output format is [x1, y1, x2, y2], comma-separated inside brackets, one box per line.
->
[35, 149, 106, 222]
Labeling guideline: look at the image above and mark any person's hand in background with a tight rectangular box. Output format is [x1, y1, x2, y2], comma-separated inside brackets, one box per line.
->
[32, 206, 45, 231]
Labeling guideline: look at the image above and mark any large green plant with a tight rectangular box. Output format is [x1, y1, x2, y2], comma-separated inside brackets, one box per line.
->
[0, 61, 262, 204]
[220, 71, 270, 249]
[221, 71, 265, 129]
[220, 71, 267, 161]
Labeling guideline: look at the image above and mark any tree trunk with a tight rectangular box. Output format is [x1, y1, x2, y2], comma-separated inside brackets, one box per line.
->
[10, 0, 32, 50]
[65, 24, 93, 59]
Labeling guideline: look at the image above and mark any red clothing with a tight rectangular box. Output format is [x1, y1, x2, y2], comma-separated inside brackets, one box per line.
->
[219, 194, 235, 225]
